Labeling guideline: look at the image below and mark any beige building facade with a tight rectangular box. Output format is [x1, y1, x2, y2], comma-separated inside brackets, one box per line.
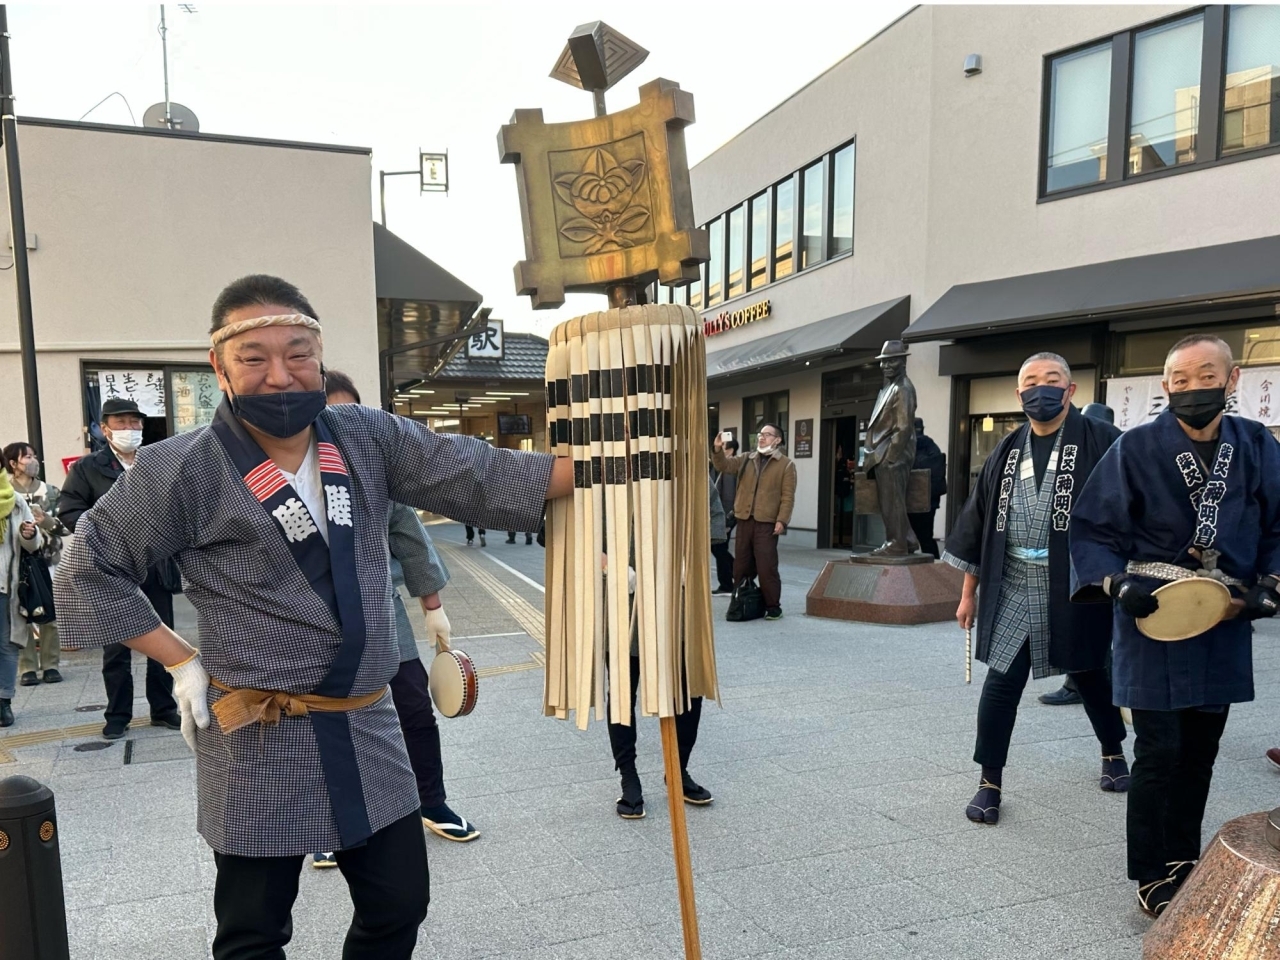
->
[680, 4, 1280, 549]
[0, 119, 378, 482]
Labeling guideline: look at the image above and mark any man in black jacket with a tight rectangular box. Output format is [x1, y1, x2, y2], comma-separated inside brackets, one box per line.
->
[59, 398, 180, 739]
[908, 418, 946, 560]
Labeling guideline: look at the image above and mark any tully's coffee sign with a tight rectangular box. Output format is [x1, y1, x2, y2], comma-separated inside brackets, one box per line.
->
[704, 299, 771, 337]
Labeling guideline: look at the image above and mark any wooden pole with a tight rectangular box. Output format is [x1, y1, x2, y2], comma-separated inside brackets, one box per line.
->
[660, 714, 702, 960]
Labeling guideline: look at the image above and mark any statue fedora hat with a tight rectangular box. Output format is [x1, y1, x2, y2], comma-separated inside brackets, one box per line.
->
[875, 339, 910, 360]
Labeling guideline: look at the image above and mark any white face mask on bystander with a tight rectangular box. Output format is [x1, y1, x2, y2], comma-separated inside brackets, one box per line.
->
[107, 429, 143, 454]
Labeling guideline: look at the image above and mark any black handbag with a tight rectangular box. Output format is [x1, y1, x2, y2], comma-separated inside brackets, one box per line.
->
[17, 551, 56, 624]
[726, 577, 765, 622]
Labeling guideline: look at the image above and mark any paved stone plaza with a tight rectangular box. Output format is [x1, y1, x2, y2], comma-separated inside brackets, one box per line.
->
[4, 521, 1278, 959]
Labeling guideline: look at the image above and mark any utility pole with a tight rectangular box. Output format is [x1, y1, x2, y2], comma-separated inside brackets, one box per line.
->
[0, 6, 43, 468]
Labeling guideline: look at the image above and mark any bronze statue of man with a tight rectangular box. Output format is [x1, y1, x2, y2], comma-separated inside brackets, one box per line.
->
[861, 340, 920, 556]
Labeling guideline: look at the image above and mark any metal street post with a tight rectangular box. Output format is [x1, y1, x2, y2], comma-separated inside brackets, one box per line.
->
[0, 6, 43, 468]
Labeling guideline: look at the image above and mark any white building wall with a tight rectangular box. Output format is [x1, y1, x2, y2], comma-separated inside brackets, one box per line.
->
[0, 122, 377, 481]
[695, 4, 1280, 543]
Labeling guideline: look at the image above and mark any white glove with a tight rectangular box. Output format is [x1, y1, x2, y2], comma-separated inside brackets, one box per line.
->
[422, 601, 451, 651]
[166, 653, 211, 752]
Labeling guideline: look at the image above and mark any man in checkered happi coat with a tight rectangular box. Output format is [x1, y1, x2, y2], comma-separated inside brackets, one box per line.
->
[55, 275, 574, 960]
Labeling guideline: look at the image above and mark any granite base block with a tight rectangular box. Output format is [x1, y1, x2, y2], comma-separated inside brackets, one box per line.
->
[1144, 811, 1280, 958]
[805, 559, 963, 625]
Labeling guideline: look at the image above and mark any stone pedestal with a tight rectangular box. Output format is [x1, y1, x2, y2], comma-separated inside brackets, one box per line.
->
[1144, 811, 1280, 958]
[805, 558, 963, 625]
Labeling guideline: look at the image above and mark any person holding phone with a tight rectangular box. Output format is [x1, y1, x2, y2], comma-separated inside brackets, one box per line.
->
[711, 425, 796, 621]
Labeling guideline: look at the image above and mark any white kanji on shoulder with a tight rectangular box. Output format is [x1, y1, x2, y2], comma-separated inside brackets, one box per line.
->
[325, 484, 353, 527]
[272, 497, 319, 542]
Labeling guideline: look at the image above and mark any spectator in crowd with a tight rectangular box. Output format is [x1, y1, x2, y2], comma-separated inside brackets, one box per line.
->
[908, 418, 946, 560]
[710, 465, 733, 595]
[4, 442, 66, 684]
[0, 467, 43, 726]
[712, 424, 797, 621]
[312, 372, 479, 869]
[58, 398, 182, 739]
[715, 438, 738, 535]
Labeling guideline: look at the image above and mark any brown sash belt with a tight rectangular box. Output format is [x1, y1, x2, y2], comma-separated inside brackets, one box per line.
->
[210, 679, 389, 735]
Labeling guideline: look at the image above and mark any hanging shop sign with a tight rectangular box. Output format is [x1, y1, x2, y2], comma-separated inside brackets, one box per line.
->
[1106, 368, 1280, 430]
[704, 299, 771, 337]
[97, 369, 167, 417]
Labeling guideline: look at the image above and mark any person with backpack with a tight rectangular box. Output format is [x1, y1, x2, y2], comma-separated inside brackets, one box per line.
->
[4, 442, 68, 684]
[0, 467, 44, 726]
[908, 419, 947, 560]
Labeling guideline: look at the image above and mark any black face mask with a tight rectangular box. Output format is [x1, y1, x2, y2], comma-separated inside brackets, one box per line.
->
[1168, 387, 1227, 430]
[1019, 385, 1067, 423]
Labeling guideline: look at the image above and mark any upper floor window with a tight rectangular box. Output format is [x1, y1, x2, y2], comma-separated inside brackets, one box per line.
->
[706, 216, 724, 307]
[727, 205, 746, 300]
[829, 143, 855, 256]
[800, 161, 825, 270]
[1223, 4, 1280, 155]
[773, 177, 795, 280]
[1041, 6, 1280, 200]
[748, 192, 769, 290]
[1129, 13, 1204, 175]
[1046, 42, 1112, 192]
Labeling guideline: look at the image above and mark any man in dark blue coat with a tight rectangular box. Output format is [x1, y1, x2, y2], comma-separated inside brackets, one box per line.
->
[1071, 334, 1280, 919]
[945, 353, 1127, 826]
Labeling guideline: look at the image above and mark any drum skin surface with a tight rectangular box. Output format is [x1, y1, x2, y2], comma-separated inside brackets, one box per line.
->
[1137, 579, 1233, 642]
[429, 649, 479, 717]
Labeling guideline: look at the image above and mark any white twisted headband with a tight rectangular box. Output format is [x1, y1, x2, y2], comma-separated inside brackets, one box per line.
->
[210, 313, 323, 347]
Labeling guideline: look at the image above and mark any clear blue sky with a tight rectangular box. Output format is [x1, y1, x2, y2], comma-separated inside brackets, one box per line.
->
[10, 1, 910, 334]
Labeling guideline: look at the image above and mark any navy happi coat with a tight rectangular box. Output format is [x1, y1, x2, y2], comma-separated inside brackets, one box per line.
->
[56, 401, 553, 856]
[945, 406, 1120, 674]
[1070, 410, 1280, 711]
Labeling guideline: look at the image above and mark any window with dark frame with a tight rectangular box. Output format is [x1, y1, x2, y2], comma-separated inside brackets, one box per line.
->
[706, 216, 724, 306]
[829, 142, 855, 256]
[1041, 6, 1280, 199]
[727, 205, 745, 300]
[773, 176, 795, 280]
[748, 191, 770, 290]
[800, 160, 825, 270]
[1045, 41, 1112, 192]
[1128, 12, 1205, 175]
[743, 389, 790, 452]
[1222, 4, 1280, 156]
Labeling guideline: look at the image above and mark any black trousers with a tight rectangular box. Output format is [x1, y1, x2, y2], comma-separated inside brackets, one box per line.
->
[607, 654, 701, 773]
[212, 811, 428, 960]
[908, 511, 940, 559]
[103, 588, 177, 726]
[464, 526, 484, 540]
[973, 641, 1126, 768]
[1127, 707, 1230, 881]
[388, 657, 445, 809]
[711, 541, 734, 591]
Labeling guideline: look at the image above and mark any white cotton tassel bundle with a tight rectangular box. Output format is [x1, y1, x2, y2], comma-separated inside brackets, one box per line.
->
[543, 304, 718, 730]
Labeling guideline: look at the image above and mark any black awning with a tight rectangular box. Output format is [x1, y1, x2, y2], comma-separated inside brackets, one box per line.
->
[905, 234, 1280, 343]
[706, 296, 909, 380]
[373, 222, 482, 307]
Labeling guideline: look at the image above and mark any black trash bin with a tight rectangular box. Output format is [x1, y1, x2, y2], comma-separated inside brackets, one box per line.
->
[0, 776, 70, 960]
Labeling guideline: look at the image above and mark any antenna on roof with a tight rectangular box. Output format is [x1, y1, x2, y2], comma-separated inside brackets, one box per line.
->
[145, 4, 200, 131]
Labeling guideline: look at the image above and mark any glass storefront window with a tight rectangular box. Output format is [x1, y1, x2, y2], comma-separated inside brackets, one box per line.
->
[800, 161, 824, 270]
[1046, 42, 1112, 192]
[727, 205, 745, 300]
[749, 192, 769, 290]
[1129, 14, 1204, 175]
[689, 278, 702, 310]
[1223, 5, 1280, 156]
[967, 414, 1024, 500]
[774, 177, 795, 280]
[1118, 320, 1280, 375]
[706, 217, 724, 306]
[743, 389, 789, 452]
[829, 143, 854, 256]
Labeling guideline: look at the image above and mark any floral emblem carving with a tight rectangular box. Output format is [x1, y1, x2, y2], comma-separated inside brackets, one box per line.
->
[549, 135, 655, 257]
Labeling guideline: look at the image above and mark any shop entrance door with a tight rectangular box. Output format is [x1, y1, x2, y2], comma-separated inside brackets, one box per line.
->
[820, 403, 877, 550]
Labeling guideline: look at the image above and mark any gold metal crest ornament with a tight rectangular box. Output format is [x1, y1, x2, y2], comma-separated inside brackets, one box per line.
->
[498, 21, 708, 309]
